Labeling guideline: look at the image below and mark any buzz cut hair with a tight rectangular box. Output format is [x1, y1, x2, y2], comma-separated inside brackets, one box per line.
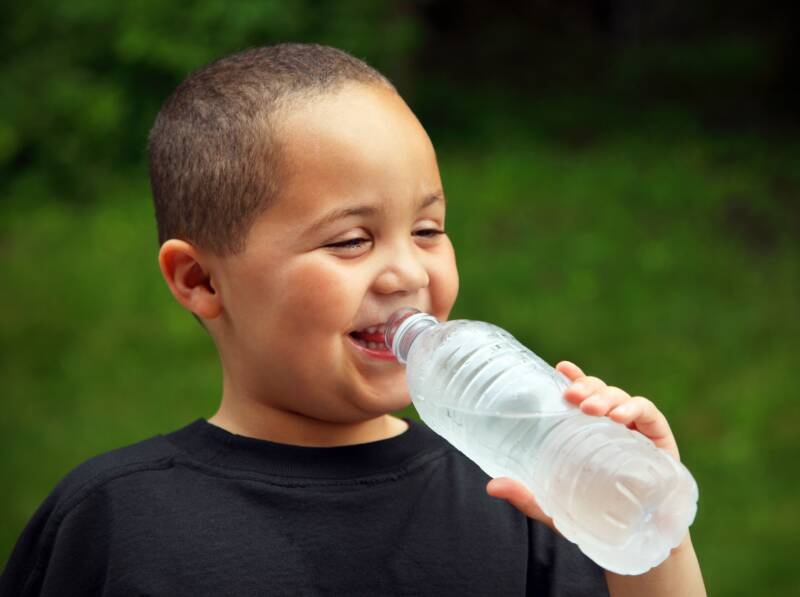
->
[147, 43, 395, 258]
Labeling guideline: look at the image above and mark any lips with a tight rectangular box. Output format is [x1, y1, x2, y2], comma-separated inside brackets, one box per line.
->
[347, 321, 396, 360]
[346, 333, 396, 361]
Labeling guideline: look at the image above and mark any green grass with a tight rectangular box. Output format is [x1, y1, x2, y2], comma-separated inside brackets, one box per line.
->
[1, 127, 798, 596]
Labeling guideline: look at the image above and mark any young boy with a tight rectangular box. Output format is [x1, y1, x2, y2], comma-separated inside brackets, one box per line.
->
[1, 43, 705, 596]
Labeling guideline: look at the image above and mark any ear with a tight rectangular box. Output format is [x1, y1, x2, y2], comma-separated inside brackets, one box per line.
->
[158, 239, 222, 320]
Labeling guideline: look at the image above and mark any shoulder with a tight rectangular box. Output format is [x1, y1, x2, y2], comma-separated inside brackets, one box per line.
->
[47, 432, 180, 519]
[0, 432, 184, 595]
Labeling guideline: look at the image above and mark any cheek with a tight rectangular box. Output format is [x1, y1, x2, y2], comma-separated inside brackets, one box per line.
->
[430, 240, 460, 319]
[279, 259, 363, 334]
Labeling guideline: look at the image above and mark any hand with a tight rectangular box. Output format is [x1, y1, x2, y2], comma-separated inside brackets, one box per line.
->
[486, 360, 681, 533]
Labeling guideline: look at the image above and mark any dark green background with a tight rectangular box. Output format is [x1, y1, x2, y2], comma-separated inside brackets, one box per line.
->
[2, 2, 798, 595]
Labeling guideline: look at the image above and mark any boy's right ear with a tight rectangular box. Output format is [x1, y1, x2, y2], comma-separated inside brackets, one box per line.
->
[158, 240, 222, 320]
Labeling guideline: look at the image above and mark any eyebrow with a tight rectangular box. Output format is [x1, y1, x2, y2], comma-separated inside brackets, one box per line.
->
[305, 192, 446, 235]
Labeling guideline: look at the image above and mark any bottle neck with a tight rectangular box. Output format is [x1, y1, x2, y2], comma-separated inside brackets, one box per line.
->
[389, 313, 438, 365]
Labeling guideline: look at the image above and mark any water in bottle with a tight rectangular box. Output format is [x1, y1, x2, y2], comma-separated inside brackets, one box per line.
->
[384, 307, 698, 575]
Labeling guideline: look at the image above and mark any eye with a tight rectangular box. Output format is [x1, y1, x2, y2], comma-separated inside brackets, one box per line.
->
[326, 237, 370, 250]
[325, 229, 445, 251]
[414, 229, 446, 239]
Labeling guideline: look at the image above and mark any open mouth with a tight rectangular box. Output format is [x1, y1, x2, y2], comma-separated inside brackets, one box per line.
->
[348, 323, 392, 355]
[348, 324, 389, 351]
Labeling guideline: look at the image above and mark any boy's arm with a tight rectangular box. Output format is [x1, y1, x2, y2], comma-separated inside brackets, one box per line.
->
[604, 532, 705, 597]
[1, 480, 109, 597]
[486, 361, 707, 597]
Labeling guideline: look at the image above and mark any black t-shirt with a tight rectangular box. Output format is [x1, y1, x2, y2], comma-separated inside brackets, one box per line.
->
[1, 418, 609, 596]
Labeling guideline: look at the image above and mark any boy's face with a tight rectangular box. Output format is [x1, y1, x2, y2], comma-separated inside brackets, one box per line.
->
[205, 83, 459, 423]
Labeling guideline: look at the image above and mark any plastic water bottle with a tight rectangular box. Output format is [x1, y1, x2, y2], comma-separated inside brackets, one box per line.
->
[385, 307, 698, 575]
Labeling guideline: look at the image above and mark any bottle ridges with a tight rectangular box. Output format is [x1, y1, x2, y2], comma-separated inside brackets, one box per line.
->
[402, 319, 699, 575]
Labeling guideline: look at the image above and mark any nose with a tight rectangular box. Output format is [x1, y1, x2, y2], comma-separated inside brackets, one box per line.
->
[373, 243, 430, 295]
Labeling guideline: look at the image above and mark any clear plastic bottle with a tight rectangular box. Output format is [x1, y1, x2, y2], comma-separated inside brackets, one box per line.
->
[385, 307, 698, 575]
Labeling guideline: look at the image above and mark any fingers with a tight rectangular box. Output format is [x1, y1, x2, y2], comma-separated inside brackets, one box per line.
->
[555, 360, 584, 381]
[609, 396, 664, 437]
[557, 362, 682, 461]
[560, 365, 630, 417]
[486, 477, 557, 533]
[580, 385, 631, 416]
[609, 396, 681, 460]
[563, 375, 608, 404]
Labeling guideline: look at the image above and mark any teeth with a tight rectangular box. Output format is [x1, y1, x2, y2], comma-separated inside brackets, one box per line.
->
[350, 335, 388, 351]
[359, 324, 386, 335]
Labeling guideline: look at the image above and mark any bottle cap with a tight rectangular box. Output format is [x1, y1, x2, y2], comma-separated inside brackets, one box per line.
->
[385, 308, 438, 364]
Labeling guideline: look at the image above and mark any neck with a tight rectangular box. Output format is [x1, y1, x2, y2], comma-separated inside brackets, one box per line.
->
[208, 397, 409, 447]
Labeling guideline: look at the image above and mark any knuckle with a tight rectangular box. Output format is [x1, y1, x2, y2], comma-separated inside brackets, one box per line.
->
[605, 386, 629, 400]
[581, 375, 606, 389]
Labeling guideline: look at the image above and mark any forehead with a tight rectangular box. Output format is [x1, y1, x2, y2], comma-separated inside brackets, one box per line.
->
[263, 84, 443, 235]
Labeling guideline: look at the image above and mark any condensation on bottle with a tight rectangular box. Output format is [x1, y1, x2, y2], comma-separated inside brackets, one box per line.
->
[385, 307, 698, 575]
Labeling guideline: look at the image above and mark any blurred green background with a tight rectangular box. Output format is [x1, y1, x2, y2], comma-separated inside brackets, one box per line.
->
[1, 2, 798, 595]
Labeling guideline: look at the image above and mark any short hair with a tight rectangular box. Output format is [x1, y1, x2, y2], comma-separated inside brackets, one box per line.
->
[147, 43, 395, 258]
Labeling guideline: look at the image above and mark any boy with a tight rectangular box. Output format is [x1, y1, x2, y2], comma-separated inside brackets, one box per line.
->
[1, 43, 705, 596]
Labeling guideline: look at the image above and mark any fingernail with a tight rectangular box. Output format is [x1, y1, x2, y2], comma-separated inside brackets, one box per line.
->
[571, 382, 586, 394]
[615, 405, 630, 416]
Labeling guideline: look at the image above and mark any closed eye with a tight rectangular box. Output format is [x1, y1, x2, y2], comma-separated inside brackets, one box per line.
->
[415, 229, 446, 239]
[327, 237, 370, 250]
[326, 229, 445, 250]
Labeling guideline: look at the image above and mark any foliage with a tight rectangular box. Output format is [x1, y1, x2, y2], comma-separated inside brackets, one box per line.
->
[1, 0, 420, 202]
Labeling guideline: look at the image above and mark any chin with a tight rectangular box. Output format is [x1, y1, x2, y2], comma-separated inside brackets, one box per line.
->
[364, 385, 412, 414]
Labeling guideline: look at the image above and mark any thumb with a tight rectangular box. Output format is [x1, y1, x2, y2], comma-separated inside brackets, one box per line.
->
[486, 477, 557, 533]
